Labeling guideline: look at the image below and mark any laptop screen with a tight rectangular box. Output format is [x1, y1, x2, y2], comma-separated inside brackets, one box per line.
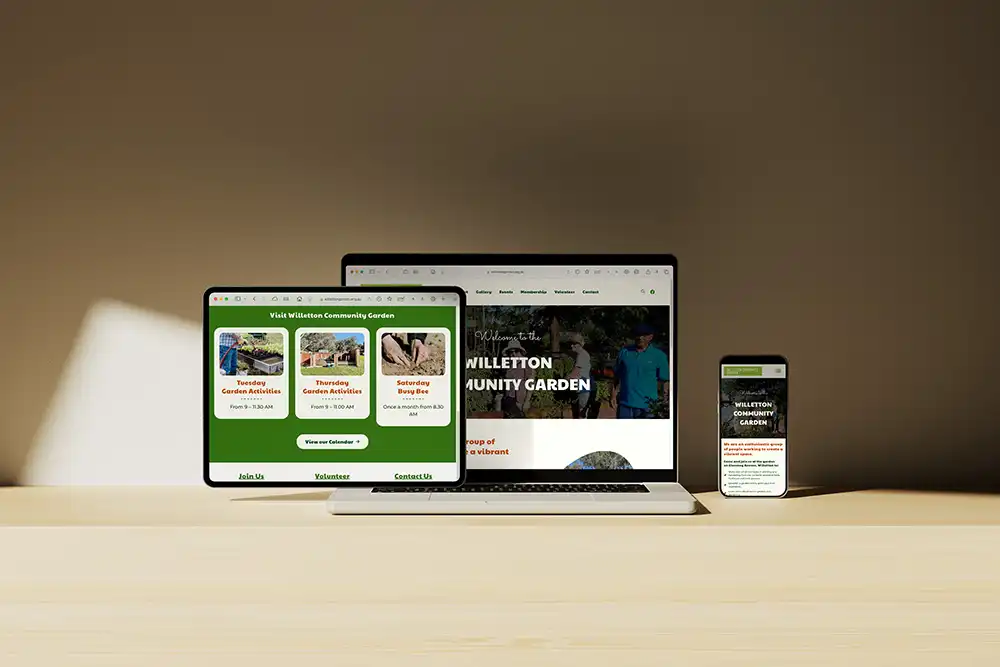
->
[344, 259, 675, 481]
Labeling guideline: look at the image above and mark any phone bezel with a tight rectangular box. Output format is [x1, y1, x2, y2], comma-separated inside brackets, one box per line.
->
[718, 354, 788, 498]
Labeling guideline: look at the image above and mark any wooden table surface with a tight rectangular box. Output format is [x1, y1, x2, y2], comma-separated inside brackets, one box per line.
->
[2, 487, 999, 665]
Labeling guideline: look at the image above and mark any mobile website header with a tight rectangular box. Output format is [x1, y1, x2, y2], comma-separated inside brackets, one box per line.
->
[721, 364, 786, 378]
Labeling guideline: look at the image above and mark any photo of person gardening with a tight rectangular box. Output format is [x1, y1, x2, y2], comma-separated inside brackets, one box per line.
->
[380, 332, 446, 376]
[218, 331, 284, 376]
[465, 306, 670, 419]
[720, 378, 788, 438]
[298, 332, 365, 376]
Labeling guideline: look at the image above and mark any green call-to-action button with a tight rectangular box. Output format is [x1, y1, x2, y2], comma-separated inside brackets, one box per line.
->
[724, 366, 763, 376]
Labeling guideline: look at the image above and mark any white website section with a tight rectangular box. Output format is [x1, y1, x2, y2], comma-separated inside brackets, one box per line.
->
[719, 438, 786, 496]
[467, 419, 673, 470]
[209, 462, 461, 483]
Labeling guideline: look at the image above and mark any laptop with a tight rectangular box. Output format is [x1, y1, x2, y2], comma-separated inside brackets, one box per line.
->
[331, 254, 696, 514]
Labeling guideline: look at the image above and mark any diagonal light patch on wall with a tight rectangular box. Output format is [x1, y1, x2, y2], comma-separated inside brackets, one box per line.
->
[21, 300, 201, 485]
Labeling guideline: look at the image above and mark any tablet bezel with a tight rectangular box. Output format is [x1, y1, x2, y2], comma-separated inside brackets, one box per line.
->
[203, 285, 467, 488]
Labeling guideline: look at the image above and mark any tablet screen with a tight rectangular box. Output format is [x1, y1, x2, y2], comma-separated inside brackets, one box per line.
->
[205, 288, 464, 486]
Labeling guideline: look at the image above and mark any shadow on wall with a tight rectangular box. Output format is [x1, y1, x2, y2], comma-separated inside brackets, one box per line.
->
[14, 297, 1000, 494]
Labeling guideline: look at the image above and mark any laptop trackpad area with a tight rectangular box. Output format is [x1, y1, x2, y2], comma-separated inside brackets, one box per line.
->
[481, 493, 595, 502]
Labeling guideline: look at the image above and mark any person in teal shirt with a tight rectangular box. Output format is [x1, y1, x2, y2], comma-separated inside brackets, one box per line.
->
[611, 323, 669, 419]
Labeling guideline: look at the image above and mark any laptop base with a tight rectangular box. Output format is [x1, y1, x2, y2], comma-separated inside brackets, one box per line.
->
[327, 483, 697, 515]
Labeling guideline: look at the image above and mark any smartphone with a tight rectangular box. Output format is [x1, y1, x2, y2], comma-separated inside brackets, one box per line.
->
[718, 355, 788, 498]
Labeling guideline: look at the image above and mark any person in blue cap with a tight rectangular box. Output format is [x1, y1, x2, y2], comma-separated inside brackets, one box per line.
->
[610, 323, 669, 418]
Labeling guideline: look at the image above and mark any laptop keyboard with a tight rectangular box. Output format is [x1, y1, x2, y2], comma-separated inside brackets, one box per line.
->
[372, 484, 649, 493]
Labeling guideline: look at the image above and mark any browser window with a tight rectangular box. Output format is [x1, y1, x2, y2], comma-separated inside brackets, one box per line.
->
[205, 289, 463, 484]
[346, 265, 674, 472]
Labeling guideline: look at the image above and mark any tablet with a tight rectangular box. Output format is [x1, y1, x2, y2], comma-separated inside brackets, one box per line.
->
[204, 286, 466, 487]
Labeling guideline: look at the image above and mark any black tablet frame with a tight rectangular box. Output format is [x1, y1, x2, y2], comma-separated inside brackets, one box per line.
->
[203, 285, 467, 488]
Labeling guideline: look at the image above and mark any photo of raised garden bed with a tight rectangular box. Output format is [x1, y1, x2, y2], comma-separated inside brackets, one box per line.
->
[299, 331, 366, 376]
[218, 332, 285, 376]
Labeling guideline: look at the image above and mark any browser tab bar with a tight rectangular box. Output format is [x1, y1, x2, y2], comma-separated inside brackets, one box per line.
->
[343, 264, 672, 306]
[208, 291, 459, 306]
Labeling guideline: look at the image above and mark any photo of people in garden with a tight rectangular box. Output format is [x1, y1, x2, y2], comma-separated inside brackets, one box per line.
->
[380, 332, 446, 376]
[217, 331, 285, 376]
[465, 306, 670, 420]
[720, 378, 788, 438]
[298, 331, 365, 376]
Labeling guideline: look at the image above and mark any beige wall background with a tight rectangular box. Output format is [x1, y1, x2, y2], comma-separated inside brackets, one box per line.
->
[2, 1, 998, 489]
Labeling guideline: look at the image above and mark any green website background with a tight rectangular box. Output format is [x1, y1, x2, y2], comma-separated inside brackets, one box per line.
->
[208, 305, 458, 463]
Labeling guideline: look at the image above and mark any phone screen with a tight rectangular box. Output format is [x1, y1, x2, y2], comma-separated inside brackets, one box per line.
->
[719, 358, 788, 497]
